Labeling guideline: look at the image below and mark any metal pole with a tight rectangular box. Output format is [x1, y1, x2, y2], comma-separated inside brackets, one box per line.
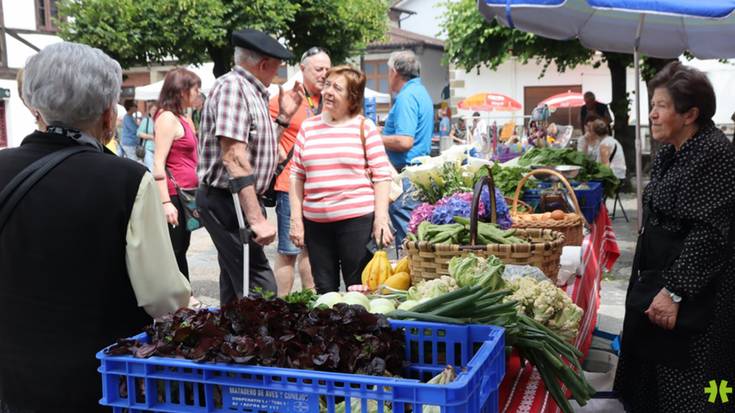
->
[634, 15, 645, 230]
[231, 192, 250, 298]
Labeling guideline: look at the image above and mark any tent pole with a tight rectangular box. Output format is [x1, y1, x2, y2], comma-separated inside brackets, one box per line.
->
[634, 15, 645, 229]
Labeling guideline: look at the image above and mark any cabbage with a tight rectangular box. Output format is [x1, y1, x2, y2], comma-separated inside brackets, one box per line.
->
[342, 292, 370, 309]
[449, 253, 506, 291]
[314, 292, 343, 308]
[369, 298, 396, 314]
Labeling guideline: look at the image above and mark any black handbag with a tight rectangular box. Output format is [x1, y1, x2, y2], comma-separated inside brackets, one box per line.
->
[135, 142, 146, 159]
[166, 168, 202, 231]
[262, 147, 294, 208]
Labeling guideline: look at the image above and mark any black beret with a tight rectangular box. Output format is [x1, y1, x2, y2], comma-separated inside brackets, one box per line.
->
[231, 29, 293, 60]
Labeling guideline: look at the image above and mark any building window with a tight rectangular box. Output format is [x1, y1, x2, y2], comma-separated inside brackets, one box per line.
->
[36, 0, 60, 32]
[364, 60, 389, 93]
[0, 101, 7, 148]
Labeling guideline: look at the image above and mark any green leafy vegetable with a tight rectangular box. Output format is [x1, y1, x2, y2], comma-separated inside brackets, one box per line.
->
[518, 148, 620, 197]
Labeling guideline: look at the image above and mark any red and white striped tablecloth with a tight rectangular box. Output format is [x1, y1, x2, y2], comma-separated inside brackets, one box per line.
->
[498, 205, 621, 413]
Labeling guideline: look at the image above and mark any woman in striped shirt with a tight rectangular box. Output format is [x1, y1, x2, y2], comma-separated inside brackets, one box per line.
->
[289, 66, 394, 294]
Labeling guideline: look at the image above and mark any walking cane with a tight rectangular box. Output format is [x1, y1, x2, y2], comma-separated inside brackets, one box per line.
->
[230, 190, 250, 298]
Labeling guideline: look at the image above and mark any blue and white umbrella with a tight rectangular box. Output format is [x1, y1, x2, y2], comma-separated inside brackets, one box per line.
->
[478, 0, 735, 226]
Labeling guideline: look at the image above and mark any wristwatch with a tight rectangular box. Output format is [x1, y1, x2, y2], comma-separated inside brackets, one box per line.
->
[274, 115, 290, 129]
[663, 287, 682, 303]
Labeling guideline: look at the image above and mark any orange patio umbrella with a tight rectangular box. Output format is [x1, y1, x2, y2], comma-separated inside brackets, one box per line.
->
[458, 92, 522, 112]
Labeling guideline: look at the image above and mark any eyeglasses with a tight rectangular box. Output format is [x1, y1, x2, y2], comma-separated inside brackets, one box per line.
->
[300, 47, 329, 63]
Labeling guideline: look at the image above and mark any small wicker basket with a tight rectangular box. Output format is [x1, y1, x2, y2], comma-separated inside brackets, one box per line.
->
[404, 175, 565, 283]
[510, 168, 587, 246]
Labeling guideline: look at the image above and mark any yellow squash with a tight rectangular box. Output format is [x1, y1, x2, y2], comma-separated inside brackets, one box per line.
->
[393, 256, 410, 275]
[383, 271, 411, 292]
[362, 250, 392, 290]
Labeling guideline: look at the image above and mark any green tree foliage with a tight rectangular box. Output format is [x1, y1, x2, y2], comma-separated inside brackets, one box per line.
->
[58, 0, 388, 77]
[440, 0, 596, 74]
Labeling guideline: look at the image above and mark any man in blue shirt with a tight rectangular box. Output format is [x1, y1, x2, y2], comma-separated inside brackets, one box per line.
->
[120, 100, 141, 162]
[381, 50, 434, 246]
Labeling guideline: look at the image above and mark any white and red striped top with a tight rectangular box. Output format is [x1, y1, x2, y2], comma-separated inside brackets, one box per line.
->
[291, 114, 392, 223]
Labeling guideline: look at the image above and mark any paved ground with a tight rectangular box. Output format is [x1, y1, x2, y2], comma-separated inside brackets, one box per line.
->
[187, 193, 640, 412]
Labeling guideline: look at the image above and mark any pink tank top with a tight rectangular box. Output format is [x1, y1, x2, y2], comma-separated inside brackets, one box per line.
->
[165, 115, 198, 196]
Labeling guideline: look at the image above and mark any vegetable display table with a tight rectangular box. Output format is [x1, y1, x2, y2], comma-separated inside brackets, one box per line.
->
[498, 204, 620, 412]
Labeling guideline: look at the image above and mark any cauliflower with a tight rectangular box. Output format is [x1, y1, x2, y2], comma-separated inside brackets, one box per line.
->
[407, 276, 458, 301]
[547, 304, 583, 341]
[532, 280, 566, 324]
[504, 276, 584, 341]
[505, 277, 541, 313]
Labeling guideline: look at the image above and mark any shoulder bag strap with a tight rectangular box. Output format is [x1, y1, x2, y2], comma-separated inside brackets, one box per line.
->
[0, 145, 94, 233]
[275, 146, 295, 176]
[359, 117, 369, 170]
[609, 141, 618, 163]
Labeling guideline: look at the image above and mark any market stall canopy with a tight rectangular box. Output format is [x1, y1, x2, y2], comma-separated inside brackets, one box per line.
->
[267, 71, 391, 104]
[478, 0, 735, 227]
[458, 92, 522, 112]
[478, 0, 735, 59]
[134, 63, 217, 101]
[540, 91, 584, 109]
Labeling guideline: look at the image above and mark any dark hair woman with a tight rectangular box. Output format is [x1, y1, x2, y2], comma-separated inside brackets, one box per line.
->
[154, 67, 202, 279]
[614, 61, 735, 412]
[288, 65, 394, 293]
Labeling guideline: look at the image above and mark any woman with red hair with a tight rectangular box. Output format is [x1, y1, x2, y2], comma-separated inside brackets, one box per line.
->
[153, 68, 201, 279]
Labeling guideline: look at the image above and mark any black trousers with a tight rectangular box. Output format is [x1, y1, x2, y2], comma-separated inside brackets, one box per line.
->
[304, 213, 374, 294]
[168, 195, 191, 279]
[196, 186, 277, 305]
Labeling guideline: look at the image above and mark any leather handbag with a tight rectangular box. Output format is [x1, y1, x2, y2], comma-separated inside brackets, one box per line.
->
[165, 168, 202, 231]
[135, 142, 146, 159]
[359, 118, 403, 202]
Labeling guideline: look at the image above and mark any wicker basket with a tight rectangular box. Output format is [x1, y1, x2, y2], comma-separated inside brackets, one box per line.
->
[510, 168, 587, 246]
[405, 175, 565, 283]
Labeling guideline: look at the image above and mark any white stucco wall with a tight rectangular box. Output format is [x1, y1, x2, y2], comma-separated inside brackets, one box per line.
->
[396, 0, 447, 40]
[3, 0, 37, 32]
[419, 48, 448, 103]
[1, 2, 63, 147]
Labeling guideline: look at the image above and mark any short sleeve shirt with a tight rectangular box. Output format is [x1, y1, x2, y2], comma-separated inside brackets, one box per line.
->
[268, 91, 320, 192]
[382, 78, 434, 169]
[197, 66, 278, 193]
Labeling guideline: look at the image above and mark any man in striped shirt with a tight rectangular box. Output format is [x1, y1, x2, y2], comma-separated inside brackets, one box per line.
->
[196, 29, 302, 304]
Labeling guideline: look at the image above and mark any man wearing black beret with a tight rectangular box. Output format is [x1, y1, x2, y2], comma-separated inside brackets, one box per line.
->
[197, 28, 302, 304]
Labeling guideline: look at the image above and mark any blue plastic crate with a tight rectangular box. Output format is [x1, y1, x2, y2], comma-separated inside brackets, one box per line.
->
[97, 320, 505, 413]
[521, 180, 604, 223]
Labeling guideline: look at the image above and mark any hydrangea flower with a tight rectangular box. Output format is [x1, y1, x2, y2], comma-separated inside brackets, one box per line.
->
[431, 197, 471, 225]
[480, 187, 513, 229]
[408, 203, 435, 233]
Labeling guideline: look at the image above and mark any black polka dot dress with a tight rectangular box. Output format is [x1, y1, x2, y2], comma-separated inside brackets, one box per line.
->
[614, 123, 735, 412]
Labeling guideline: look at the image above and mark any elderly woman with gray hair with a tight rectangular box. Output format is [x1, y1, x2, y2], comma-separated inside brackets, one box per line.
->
[0, 42, 191, 412]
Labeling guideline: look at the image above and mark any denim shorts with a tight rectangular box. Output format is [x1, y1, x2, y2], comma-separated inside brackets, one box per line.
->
[275, 190, 302, 255]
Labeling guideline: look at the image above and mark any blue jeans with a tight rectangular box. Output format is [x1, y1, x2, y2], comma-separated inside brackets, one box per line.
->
[143, 149, 154, 171]
[275, 191, 301, 255]
[121, 145, 142, 164]
[389, 178, 420, 247]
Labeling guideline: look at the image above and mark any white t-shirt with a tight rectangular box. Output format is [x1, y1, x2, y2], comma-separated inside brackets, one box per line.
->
[598, 136, 626, 179]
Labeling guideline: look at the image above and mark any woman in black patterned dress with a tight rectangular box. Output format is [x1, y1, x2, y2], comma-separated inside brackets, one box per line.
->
[614, 61, 735, 412]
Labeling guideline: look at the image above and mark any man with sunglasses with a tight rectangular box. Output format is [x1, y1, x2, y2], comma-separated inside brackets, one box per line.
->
[268, 47, 331, 296]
